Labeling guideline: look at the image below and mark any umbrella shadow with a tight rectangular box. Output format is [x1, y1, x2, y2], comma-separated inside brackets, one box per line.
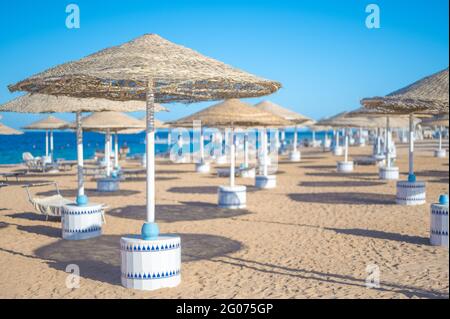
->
[156, 170, 193, 175]
[288, 192, 396, 205]
[415, 170, 448, 179]
[1, 221, 60, 238]
[33, 233, 243, 286]
[300, 181, 386, 188]
[305, 171, 379, 179]
[36, 188, 141, 198]
[6, 212, 60, 222]
[167, 186, 258, 195]
[108, 201, 251, 223]
[301, 165, 338, 170]
[324, 227, 429, 245]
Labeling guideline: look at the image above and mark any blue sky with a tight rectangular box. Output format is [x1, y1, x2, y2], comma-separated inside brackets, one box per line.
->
[0, 0, 448, 129]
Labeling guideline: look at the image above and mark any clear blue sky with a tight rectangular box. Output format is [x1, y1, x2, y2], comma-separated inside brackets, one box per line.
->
[0, 0, 448, 129]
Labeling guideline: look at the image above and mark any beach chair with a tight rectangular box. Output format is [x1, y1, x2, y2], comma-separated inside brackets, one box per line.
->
[23, 182, 74, 220]
[0, 183, 8, 189]
[22, 152, 44, 172]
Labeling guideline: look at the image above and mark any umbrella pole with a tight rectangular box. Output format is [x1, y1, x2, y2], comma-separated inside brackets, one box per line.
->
[408, 114, 415, 181]
[142, 81, 159, 240]
[199, 128, 204, 164]
[105, 129, 111, 177]
[344, 128, 349, 162]
[263, 128, 269, 176]
[439, 126, 443, 151]
[50, 129, 54, 163]
[167, 129, 172, 156]
[335, 129, 339, 148]
[230, 128, 236, 187]
[244, 132, 249, 169]
[45, 130, 49, 158]
[377, 128, 381, 155]
[293, 125, 298, 152]
[76, 112, 87, 205]
[386, 117, 391, 168]
[312, 129, 316, 145]
[114, 131, 119, 169]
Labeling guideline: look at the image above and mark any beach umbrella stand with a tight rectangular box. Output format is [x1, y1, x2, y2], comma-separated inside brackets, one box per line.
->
[434, 126, 447, 158]
[357, 127, 366, 147]
[195, 128, 211, 173]
[336, 128, 354, 173]
[289, 125, 301, 161]
[430, 194, 449, 247]
[332, 130, 344, 156]
[378, 117, 400, 180]
[215, 129, 229, 164]
[255, 128, 277, 189]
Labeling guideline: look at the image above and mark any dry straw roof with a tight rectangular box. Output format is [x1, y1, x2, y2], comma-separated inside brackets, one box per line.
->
[65, 112, 146, 132]
[317, 112, 386, 129]
[169, 99, 292, 128]
[119, 118, 169, 134]
[347, 107, 420, 128]
[0, 93, 168, 114]
[254, 100, 312, 125]
[362, 68, 449, 115]
[23, 116, 70, 130]
[0, 123, 23, 135]
[8, 34, 281, 103]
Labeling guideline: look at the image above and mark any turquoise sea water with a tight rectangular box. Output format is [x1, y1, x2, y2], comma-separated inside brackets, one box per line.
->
[0, 130, 332, 165]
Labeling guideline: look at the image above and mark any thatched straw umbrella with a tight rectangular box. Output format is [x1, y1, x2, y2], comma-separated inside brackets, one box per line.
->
[317, 112, 382, 173]
[0, 123, 23, 135]
[169, 99, 290, 200]
[362, 68, 449, 205]
[8, 34, 281, 291]
[1, 93, 147, 202]
[22, 116, 69, 163]
[421, 114, 449, 158]
[254, 100, 312, 160]
[65, 112, 146, 183]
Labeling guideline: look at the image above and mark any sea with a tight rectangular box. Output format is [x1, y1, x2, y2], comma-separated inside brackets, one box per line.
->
[0, 130, 331, 165]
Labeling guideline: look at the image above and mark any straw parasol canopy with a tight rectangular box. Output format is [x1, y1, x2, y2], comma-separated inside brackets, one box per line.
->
[317, 111, 384, 128]
[254, 100, 311, 125]
[65, 112, 146, 132]
[421, 114, 449, 128]
[169, 99, 291, 128]
[22, 115, 70, 130]
[8, 34, 281, 103]
[347, 107, 421, 128]
[0, 93, 167, 113]
[362, 68, 449, 115]
[0, 123, 23, 135]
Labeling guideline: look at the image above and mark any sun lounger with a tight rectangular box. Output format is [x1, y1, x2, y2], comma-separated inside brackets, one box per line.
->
[121, 168, 146, 179]
[1, 171, 26, 182]
[216, 166, 255, 177]
[22, 152, 58, 173]
[56, 160, 78, 171]
[23, 182, 74, 220]
[0, 183, 8, 189]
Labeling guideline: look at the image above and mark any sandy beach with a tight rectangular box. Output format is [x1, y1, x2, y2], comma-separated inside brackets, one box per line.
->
[0, 140, 448, 299]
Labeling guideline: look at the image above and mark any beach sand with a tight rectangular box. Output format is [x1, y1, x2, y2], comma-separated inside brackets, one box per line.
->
[0, 140, 448, 299]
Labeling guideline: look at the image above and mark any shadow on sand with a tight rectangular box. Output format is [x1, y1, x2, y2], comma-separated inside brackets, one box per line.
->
[30, 233, 242, 286]
[288, 192, 395, 205]
[300, 181, 386, 188]
[36, 189, 141, 198]
[108, 201, 251, 222]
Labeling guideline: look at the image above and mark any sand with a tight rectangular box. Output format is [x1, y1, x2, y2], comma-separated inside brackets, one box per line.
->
[0, 140, 448, 299]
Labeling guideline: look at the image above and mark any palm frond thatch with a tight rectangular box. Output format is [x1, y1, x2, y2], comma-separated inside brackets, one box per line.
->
[254, 100, 312, 125]
[22, 116, 70, 130]
[0, 123, 23, 135]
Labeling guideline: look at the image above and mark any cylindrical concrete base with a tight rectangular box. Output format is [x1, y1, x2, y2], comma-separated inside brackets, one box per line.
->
[195, 162, 210, 174]
[97, 178, 120, 192]
[62, 203, 104, 240]
[379, 166, 400, 180]
[337, 161, 354, 173]
[289, 150, 301, 162]
[358, 138, 366, 147]
[218, 185, 246, 209]
[434, 149, 447, 158]
[255, 175, 277, 189]
[396, 181, 426, 206]
[241, 168, 256, 178]
[333, 147, 343, 156]
[430, 203, 449, 247]
[121, 236, 181, 291]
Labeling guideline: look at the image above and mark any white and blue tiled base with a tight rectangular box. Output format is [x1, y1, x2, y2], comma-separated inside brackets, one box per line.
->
[434, 149, 447, 158]
[337, 161, 354, 173]
[218, 185, 246, 209]
[396, 181, 426, 206]
[379, 166, 399, 180]
[430, 203, 449, 248]
[289, 150, 301, 162]
[332, 147, 343, 156]
[241, 167, 256, 178]
[97, 178, 120, 192]
[62, 203, 104, 240]
[121, 236, 181, 291]
[255, 175, 277, 189]
[195, 162, 211, 174]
